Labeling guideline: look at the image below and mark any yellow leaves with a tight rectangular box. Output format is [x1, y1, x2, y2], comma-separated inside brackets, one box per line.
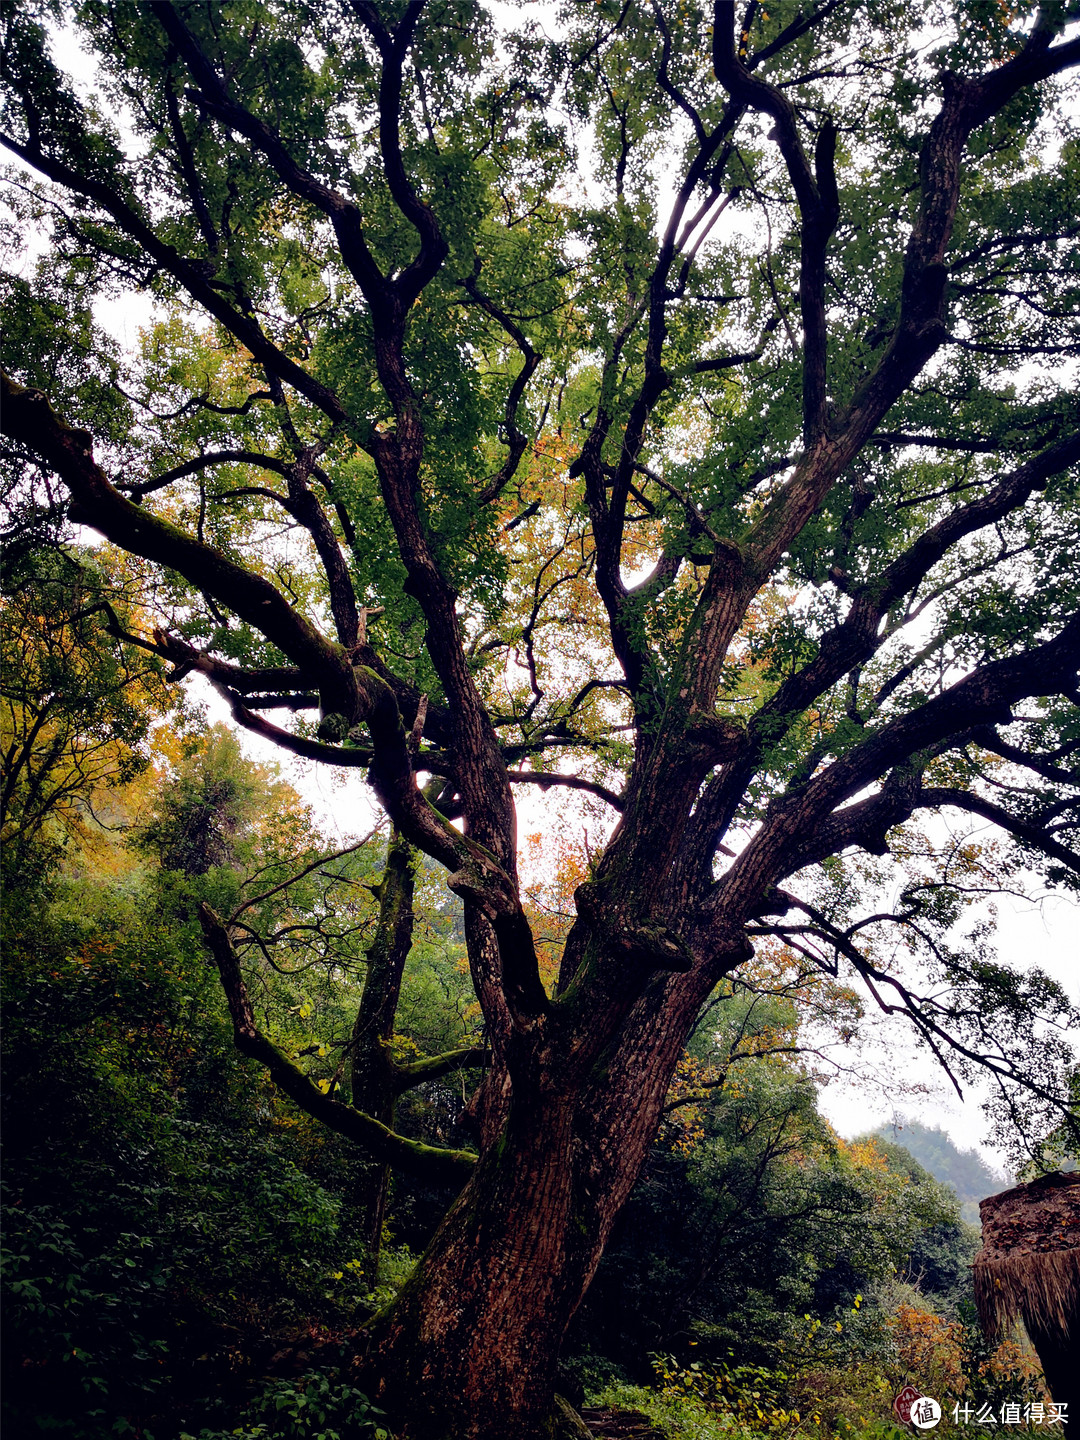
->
[653, 1351, 811, 1435]
[660, 1053, 723, 1153]
[671, 1119, 706, 1156]
[390, 1032, 423, 1062]
[888, 1302, 966, 1398]
[1, 586, 171, 876]
[835, 1136, 891, 1183]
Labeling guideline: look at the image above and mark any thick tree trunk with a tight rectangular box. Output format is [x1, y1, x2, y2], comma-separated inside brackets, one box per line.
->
[358, 962, 715, 1440]
[363, 1102, 587, 1438]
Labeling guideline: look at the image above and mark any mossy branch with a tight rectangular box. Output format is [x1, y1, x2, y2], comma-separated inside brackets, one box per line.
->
[394, 1046, 490, 1096]
[198, 903, 476, 1184]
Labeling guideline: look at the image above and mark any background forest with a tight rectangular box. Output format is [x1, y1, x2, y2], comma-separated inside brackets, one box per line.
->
[1, 551, 1057, 1440]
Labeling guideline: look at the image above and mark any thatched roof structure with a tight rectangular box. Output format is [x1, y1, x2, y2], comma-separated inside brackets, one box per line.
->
[973, 1170, 1080, 1341]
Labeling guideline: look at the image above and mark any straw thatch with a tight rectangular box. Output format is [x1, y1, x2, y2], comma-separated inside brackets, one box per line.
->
[972, 1170, 1080, 1341]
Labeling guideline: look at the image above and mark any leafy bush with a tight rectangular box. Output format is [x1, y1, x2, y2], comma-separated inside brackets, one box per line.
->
[588, 1381, 749, 1440]
[1, 1120, 356, 1439]
[0, 886, 370, 1439]
[185, 1362, 391, 1440]
[1, 1198, 171, 1436]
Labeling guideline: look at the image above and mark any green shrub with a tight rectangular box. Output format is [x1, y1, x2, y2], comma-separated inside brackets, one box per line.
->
[185, 1364, 391, 1440]
[589, 1382, 749, 1440]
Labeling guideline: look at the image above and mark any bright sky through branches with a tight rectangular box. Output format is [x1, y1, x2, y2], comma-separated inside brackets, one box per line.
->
[11, 0, 1079, 1180]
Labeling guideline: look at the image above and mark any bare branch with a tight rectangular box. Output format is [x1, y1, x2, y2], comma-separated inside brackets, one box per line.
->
[921, 786, 1080, 877]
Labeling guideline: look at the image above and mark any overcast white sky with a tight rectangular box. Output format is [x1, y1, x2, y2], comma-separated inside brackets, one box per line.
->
[818, 893, 1077, 1174]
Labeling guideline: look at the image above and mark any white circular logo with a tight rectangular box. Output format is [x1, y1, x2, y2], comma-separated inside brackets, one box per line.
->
[911, 1397, 942, 1430]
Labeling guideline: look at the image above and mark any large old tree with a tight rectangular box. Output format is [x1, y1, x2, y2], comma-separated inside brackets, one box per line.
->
[2, 0, 1079, 1434]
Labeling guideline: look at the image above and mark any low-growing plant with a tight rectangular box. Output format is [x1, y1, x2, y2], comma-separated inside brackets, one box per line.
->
[589, 1381, 749, 1440]
[184, 1362, 391, 1440]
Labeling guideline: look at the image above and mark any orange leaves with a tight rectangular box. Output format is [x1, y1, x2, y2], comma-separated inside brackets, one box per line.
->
[890, 1297, 1046, 1414]
[523, 828, 590, 907]
[662, 1053, 723, 1154]
[888, 1302, 967, 1398]
[984, 1332, 1045, 1390]
[520, 828, 591, 989]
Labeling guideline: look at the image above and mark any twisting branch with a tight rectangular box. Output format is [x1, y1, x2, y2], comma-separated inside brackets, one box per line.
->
[767, 890, 1077, 1120]
[124, 449, 292, 499]
[712, 0, 839, 443]
[680, 430, 1080, 877]
[215, 685, 372, 767]
[344, 0, 448, 308]
[394, 1047, 491, 1094]
[0, 374, 533, 937]
[972, 726, 1080, 789]
[198, 902, 475, 1182]
[148, 1, 400, 316]
[721, 13, 1080, 592]
[507, 770, 624, 812]
[463, 267, 541, 507]
[0, 123, 349, 427]
[1, 373, 359, 716]
[230, 826, 386, 926]
[704, 611, 1080, 925]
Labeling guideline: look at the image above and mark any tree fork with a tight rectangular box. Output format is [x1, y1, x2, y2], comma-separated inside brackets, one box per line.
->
[197, 902, 476, 1184]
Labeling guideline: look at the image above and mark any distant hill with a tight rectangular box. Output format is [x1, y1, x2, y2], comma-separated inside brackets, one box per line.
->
[864, 1119, 1012, 1225]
